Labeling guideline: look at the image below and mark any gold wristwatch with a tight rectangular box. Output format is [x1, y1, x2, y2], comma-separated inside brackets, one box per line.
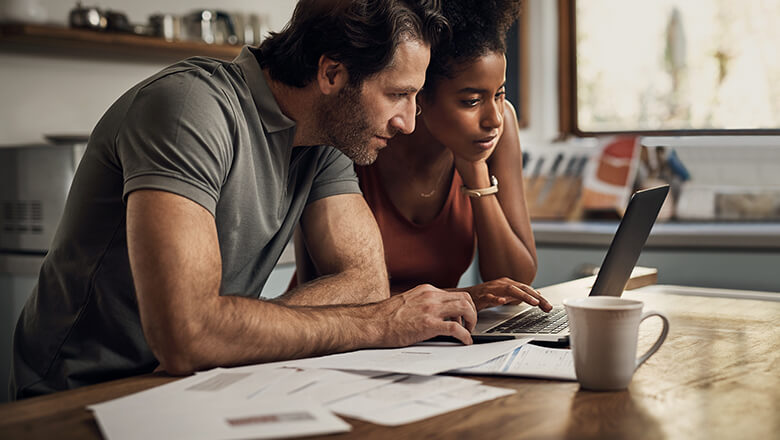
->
[461, 175, 499, 198]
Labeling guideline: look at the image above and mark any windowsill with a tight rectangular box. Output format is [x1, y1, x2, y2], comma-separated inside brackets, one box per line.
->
[532, 220, 780, 250]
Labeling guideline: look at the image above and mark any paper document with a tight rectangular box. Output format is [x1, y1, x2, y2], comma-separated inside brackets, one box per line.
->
[253, 368, 399, 404]
[287, 338, 532, 376]
[327, 374, 481, 415]
[93, 398, 350, 440]
[91, 366, 356, 440]
[454, 344, 576, 380]
[330, 383, 515, 426]
[90, 365, 295, 412]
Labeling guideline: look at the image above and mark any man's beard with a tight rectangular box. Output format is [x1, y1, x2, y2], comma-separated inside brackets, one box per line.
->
[316, 84, 387, 166]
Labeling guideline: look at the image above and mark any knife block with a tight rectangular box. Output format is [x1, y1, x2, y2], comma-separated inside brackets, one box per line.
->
[524, 176, 584, 220]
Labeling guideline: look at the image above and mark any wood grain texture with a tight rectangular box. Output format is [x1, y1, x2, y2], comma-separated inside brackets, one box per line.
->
[0, 286, 777, 440]
[0, 24, 242, 61]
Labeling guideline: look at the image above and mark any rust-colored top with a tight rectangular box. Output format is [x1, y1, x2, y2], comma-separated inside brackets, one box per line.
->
[356, 163, 475, 292]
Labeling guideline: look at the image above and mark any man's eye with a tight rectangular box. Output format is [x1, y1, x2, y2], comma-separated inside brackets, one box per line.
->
[462, 99, 480, 107]
[495, 91, 506, 100]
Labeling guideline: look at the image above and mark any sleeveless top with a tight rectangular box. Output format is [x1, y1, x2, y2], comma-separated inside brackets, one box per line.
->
[356, 163, 475, 292]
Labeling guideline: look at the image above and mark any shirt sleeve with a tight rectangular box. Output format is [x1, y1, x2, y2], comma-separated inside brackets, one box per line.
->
[306, 146, 362, 205]
[117, 69, 235, 215]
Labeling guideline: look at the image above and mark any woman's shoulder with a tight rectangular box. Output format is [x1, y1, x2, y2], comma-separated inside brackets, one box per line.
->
[486, 100, 523, 171]
[502, 99, 520, 130]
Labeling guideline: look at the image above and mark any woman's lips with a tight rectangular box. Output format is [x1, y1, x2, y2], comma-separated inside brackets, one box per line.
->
[474, 135, 498, 150]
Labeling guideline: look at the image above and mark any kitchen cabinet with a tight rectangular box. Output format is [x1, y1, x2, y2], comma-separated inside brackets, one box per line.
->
[530, 221, 780, 292]
[0, 23, 241, 62]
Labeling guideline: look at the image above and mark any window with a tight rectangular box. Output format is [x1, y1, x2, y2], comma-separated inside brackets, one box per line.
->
[559, 0, 780, 135]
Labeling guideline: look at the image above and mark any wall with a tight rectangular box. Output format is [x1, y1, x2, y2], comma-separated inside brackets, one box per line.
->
[517, 0, 560, 145]
[0, 0, 297, 145]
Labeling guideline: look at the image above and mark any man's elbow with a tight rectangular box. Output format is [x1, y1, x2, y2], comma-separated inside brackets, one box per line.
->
[144, 321, 206, 376]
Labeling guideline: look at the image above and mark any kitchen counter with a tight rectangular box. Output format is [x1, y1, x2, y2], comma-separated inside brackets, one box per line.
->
[532, 220, 780, 249]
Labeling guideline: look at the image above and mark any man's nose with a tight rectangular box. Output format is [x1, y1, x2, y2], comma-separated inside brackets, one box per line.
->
[390, 100, 417, 135]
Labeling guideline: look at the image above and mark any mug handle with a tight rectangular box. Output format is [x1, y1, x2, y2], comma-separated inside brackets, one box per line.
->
[635, 311, 669, 370]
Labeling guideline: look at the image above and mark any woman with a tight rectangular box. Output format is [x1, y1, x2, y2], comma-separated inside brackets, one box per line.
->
[294, 0, 550, 312]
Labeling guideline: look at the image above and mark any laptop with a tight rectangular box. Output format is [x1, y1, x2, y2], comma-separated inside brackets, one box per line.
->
[470, 184, 669, 343]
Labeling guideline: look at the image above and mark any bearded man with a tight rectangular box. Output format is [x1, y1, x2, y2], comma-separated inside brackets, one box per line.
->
[10, 0, 479, 400]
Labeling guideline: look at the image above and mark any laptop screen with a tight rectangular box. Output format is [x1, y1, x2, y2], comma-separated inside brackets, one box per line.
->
[590, 185, 669, 296]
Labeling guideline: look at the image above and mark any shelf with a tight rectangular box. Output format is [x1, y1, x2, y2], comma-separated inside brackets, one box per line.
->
[0, 23, 242, 62]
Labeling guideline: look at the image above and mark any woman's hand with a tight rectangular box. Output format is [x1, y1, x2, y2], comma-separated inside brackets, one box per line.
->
[454, 156, 491, 189]
[461, 278, 552, 312]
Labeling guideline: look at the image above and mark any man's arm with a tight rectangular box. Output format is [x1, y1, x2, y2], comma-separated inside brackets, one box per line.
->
[127, 190, 473, 375]
[276, 193, 389, 306]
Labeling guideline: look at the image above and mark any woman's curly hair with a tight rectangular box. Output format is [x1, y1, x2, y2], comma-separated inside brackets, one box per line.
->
[424, 0, 522, 94]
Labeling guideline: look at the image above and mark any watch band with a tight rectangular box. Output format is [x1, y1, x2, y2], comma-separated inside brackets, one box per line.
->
[461, 175, 499, 198]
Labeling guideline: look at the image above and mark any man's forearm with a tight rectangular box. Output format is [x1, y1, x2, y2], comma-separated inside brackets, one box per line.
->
[156, 294, 386, 374]
[274, 267, 389, 306]
[151, 284, 481, 376]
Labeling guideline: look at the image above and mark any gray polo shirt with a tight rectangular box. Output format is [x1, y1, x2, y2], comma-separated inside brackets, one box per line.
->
[10, 47, 360, 399]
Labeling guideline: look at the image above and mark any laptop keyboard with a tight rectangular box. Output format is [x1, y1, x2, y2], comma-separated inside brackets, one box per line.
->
[486, 307, 569, 334]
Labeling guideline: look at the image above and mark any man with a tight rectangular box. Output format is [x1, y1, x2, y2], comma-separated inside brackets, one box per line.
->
[10, 0, 477, 400]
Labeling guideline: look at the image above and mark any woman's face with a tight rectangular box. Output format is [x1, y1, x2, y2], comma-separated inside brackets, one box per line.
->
[420, 51, 507, 162]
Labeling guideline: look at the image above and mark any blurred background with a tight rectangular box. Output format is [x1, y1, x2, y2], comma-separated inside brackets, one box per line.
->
[0, 0, 778, 401]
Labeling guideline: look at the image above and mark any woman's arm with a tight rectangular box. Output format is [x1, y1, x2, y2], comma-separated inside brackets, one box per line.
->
[457, 101, 538, 285]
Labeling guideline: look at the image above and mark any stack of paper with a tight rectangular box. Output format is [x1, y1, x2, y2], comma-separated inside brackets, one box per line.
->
[90, 338, 576, 438]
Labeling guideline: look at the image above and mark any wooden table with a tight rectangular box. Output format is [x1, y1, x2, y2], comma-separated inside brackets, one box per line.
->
[1, 284, 778, 440]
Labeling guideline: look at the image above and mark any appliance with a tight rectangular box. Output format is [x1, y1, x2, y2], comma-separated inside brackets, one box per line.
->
[0, 142, 86, 253]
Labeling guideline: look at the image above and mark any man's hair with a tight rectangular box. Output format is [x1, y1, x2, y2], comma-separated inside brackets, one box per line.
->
[258, 0, 449, 88]
[424, 0, 522, 94]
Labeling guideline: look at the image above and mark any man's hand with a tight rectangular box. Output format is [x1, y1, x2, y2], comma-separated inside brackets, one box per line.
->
[375, 284, 478, 346]
[460, 278, 552, 312]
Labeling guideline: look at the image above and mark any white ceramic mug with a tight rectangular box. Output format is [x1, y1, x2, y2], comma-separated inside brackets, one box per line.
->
[563, 297, 669, 391]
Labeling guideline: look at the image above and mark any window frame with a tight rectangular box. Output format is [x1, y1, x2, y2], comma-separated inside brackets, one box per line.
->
[558, 0, 780, 137]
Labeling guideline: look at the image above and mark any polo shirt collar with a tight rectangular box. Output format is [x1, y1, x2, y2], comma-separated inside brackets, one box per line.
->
[233, 46, 296, 134]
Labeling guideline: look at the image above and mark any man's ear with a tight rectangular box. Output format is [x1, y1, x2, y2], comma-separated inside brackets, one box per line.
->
[316, 55, 349, 95]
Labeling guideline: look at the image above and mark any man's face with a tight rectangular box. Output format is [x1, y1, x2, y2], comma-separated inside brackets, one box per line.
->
[317, 39, 430, 165]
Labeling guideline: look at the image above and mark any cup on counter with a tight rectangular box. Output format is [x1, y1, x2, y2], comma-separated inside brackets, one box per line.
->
[563, 297, 669, 391]
[149, 13, 181, 41]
